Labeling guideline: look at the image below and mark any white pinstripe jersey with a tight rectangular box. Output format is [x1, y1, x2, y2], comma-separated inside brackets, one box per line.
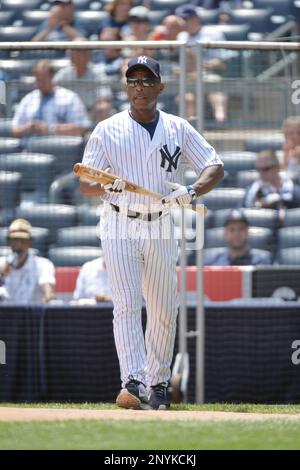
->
[82, 109, 222, 211]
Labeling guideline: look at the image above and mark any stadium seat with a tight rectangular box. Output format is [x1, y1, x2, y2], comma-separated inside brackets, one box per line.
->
[212, 208, 279, 230]
[205, 226, 274, 250]
[0, 138, 21, 154]
[0, 11, 15, 26]
[56, 226, 100, 247]
[219, 152, 257, 185]
[25, 136, 84, 176]
[0, 152, 56, 201]
[149, 0, 184, 12]
[0, 171, 22, 210]
[253, 0, 298, 17]
[149, 10, 171, 26]
[203, 24, 251, 41]
[244, 136, 283, 152]
[0, 59, 36, 79]
[0, 119, 13, 138]
[16, 203, 78, 243]
[0, 209, 16, 227]
[49, 172, 81, 205]
[278, 226, 300, 249]
[72, 0, 93, 10]
[236, 170, 259, 188]
[196, 8, 220, 24]
[48, 246, 103, 267]
[77, 204, 102, 226]
[0, 26, 36, 42]
[0, 226, 49, 256]
[75, 11, 109, 36]
[277, 247, 300, 265]
[283, 208, 300, 227]
[203, 188, 246, 211]
[21, 10, 49, 27]
[229, 8, 274, 34]
[0, 0, 42, 19]
[197, 246, 272, 266]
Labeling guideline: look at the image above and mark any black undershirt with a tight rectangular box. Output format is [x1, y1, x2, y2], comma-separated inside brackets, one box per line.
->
[129, 111, 160, 140]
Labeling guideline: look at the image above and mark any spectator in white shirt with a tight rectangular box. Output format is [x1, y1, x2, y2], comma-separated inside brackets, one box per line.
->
[73, 257, 112, 303]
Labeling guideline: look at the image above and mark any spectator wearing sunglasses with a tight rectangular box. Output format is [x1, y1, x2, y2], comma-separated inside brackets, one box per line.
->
[242, 150, 300, 214]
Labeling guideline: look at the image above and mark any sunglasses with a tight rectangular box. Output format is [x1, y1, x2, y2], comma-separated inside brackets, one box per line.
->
[256, 165, 276, 173]
[126, 77, 159, 88]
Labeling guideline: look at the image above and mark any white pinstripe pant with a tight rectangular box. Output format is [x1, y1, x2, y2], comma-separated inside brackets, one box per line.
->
[100, 204, 178, 388]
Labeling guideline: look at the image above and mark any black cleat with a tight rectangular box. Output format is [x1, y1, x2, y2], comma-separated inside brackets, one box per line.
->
[149, 383, 170, 410]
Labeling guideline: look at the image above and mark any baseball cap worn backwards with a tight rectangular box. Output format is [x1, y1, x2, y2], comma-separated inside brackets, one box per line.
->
[224, 209, 249, 227]
[7, 219, 32, 240]
[126, 56, 161, 79]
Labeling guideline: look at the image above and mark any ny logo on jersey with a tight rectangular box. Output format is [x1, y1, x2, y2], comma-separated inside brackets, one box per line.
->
[160, 145, 181, 172]
[137, 56, 148, 64]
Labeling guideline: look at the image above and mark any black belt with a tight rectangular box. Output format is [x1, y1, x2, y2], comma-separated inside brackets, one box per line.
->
[110, 204, 163, 222]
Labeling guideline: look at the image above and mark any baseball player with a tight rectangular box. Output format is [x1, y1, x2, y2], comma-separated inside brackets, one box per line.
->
[80, 55, 224, 410]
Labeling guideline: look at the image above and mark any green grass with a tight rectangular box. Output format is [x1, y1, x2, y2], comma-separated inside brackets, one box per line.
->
[0, 419, 300, 450]
[1, 402, 300, 413]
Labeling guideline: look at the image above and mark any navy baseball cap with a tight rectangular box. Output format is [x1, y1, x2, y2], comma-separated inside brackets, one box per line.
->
[224, 209, 249, 227]
[175, 4, 199, 19]
[126, 56, 161, 79]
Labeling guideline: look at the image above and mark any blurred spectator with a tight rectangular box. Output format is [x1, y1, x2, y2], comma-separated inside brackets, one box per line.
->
[163, 15, 185, 40]
[12, 59, 91, 139]
[93, 27, 124, 77]
[90, 96, 117, 125]
[283, 116, 300, 183]
[98, 0, 133, 37]
[32, 0, 87, 42]
[176, 4, 228, 123]
[54, 37, 110, 110]
[243, 150, 300, 221]
[205, 210, 272, 266]
[0, 219, 56, 303]
[123, 6, 152, 41]
[73, 257, 112, 303]
[190, 0, 242, 8]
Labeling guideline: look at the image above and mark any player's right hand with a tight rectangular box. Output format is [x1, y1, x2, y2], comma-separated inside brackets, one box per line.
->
[103, 178, 126, 194]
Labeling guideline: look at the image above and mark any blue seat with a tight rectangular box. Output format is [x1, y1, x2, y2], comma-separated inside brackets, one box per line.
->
[77, 204, 102, 226]
[0, 59, 36, 79]
[278, 226, 300, 249]
[25, 136, 84, 176]
[72, 0, 93, 10]
[75, 11, 109, 36]
[277, 248, 300, 265]
[229, 8, 274, 34]
[212, 208, 279, 230]
[0, 171, 22, 210]
[204, 24, 250, 41]
[0, 138, 21, 154]
[0, 11, 15, 26]
[0, 226, 49, 256]
[283, 208, 300, 227]
[0, 26, 36, 42]
[0, 119, 13, 138]
[205, 226, 274, 251]
[195, 246, 273, 266]
[254, 0, 297, 17]
[203, 188, 246, 211]
[49, 172, 81, 205]
[21, 10, 49, 27]
[0, 152, 56, 202]
[236, 170, 259, 188]
[16, 203, 78, 243]
[1, 0, 42, 14]
[244, 136, 283, 152]
[219, 152, 257, 185]
[150, 0, 184, 12]
[149, 10, 171, 26]
[48, 246, 103, 267]
[56, 226, 100, 247]
[197, 8, 220, 24]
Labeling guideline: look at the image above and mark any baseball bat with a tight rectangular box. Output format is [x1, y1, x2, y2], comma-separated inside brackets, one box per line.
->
[73, 163, 207, 215]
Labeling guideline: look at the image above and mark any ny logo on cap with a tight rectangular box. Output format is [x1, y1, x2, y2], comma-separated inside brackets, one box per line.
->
[137, 56, 148, 64]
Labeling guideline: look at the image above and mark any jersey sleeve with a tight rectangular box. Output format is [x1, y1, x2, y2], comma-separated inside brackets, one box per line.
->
[82, 125, 110, 169]
[183, 121, 223, 174]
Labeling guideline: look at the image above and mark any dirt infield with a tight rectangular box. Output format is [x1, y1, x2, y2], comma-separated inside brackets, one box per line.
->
[0, 407, 299, 422]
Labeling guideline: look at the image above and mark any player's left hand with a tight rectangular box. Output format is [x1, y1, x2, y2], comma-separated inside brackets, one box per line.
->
[161, 181, 196, 207]
[103, 178, 126, 193]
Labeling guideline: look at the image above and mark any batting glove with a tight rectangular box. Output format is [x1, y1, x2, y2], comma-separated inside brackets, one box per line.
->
[103, 178, 126, 193]
[161, 181, 197, 208]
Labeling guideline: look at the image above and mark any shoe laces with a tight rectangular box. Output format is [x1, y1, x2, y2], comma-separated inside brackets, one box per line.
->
[152, 384, 167, 399]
